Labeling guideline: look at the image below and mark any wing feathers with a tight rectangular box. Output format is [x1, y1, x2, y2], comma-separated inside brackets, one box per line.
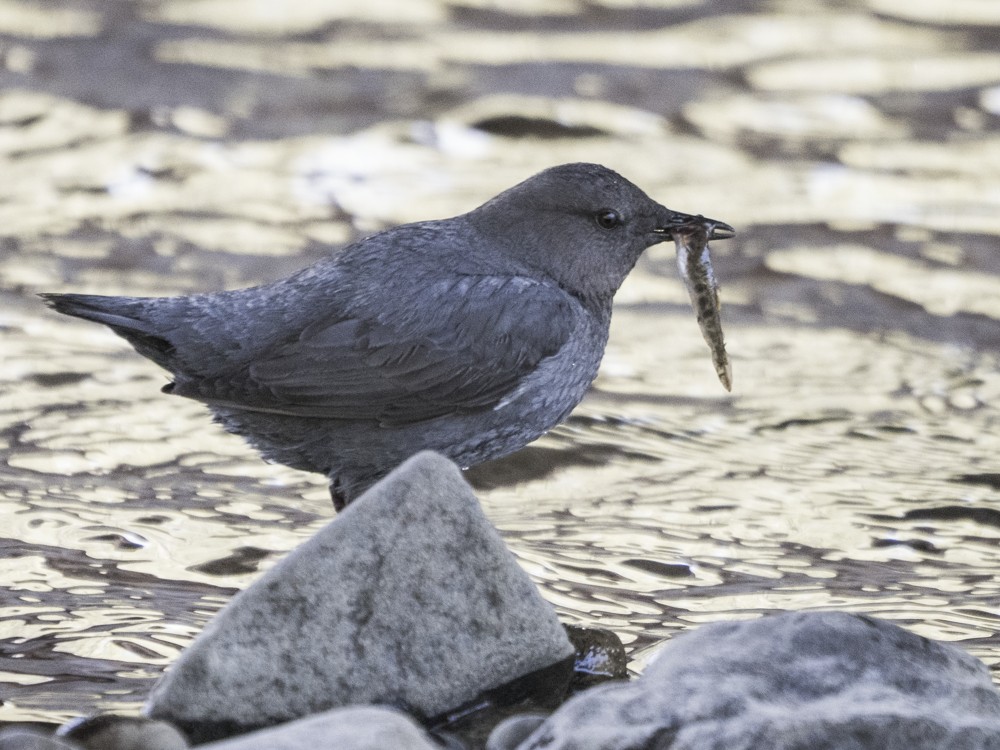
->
[174, 276, 575, 425]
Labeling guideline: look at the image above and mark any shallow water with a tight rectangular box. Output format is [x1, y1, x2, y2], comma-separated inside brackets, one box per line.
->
[1, 0, 999, 726]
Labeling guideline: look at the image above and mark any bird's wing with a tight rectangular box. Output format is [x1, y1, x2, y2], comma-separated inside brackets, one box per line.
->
[168, 275, 576, 425]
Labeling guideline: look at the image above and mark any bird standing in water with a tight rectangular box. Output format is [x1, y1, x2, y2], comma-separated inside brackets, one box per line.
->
[43, 163, 734, 509]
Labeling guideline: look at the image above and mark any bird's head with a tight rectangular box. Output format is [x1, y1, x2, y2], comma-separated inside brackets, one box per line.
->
[468, 162, 733, 306]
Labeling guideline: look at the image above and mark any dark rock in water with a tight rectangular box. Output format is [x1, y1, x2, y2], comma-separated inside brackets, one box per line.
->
[518, 611, 1000, 750]
[195, 706, 438, 750]
[0, 727, 77, 750]
[564, 625, 628, 692]
[144, 452, 574, 744]
[57, 715, 187, 750]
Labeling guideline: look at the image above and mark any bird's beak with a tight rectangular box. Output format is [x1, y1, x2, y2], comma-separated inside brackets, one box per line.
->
[653, 211, 736, 241]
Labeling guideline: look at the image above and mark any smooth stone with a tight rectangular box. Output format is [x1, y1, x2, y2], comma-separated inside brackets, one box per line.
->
[0, 728, 78, 750]
[195, 706, 437, 750]
[57, 715, 188, 750]
[518, 611, 1000, 750]
[485, 713, 548, 750]
[145, 451, 574, 744]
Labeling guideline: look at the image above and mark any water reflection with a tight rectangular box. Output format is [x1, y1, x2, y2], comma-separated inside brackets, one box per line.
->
[2, 0, 999, 727]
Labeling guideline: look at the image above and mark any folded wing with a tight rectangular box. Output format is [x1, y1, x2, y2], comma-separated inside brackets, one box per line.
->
[168, 276, 575, 426]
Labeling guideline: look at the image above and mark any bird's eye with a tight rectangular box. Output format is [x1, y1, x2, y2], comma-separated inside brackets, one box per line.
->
[595, 209, 623, 230]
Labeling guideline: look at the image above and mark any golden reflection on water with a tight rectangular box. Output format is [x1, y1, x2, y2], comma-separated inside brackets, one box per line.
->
[749, 53, 1000, 94]
[154, 13, 955, 73]
[1, 0, 1000, 727]
[0, 0, 101, 38]
[868, 0, 1000, 26]
[767, 245, 1000, 318]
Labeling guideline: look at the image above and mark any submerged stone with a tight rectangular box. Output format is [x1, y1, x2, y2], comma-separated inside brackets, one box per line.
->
[144, 451, 574, 744]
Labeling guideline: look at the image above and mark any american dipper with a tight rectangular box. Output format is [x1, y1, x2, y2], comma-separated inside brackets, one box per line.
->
[43, 163, 734, 509]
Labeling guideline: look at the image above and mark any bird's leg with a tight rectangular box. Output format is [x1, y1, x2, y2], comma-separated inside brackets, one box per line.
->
[330, 479, 349, 512]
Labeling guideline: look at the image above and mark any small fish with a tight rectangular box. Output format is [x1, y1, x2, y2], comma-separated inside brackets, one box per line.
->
[672, 218, 734, 391]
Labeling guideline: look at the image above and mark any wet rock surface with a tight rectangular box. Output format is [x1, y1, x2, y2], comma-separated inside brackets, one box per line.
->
[144, 452, 574, 744]
[564, 624, 628, 691]
[517, 611, 1000, 750]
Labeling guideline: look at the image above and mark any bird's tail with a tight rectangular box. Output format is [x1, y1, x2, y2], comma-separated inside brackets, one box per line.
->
[40, 292, 176, 366]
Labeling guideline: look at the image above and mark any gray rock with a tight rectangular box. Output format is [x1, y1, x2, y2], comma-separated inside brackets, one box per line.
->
[0, 728, 78, 750]
[486, 713, 549, 750]
[58, 715, 188, 750]
[145, 451, 574, 743]
[195, 706, 437, 750]
[519, 611, 1000, 750]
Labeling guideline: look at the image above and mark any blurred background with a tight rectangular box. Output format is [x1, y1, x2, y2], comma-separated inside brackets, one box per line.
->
[1, 0, 999, 726]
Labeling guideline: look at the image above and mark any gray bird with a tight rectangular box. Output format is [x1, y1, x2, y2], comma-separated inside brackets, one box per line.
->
[43, 163, 734, 509]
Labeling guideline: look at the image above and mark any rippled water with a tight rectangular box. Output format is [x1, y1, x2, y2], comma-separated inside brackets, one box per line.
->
[2, 0, 999, 726]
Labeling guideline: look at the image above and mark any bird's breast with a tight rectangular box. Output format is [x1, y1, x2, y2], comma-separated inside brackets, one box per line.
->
[493, 306, 609, 425]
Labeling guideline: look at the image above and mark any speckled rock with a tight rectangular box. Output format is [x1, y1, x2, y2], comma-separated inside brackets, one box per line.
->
[518, 611, 1000, 750]
[145, 451, 574, 744]
[195, 706, 437, 750]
